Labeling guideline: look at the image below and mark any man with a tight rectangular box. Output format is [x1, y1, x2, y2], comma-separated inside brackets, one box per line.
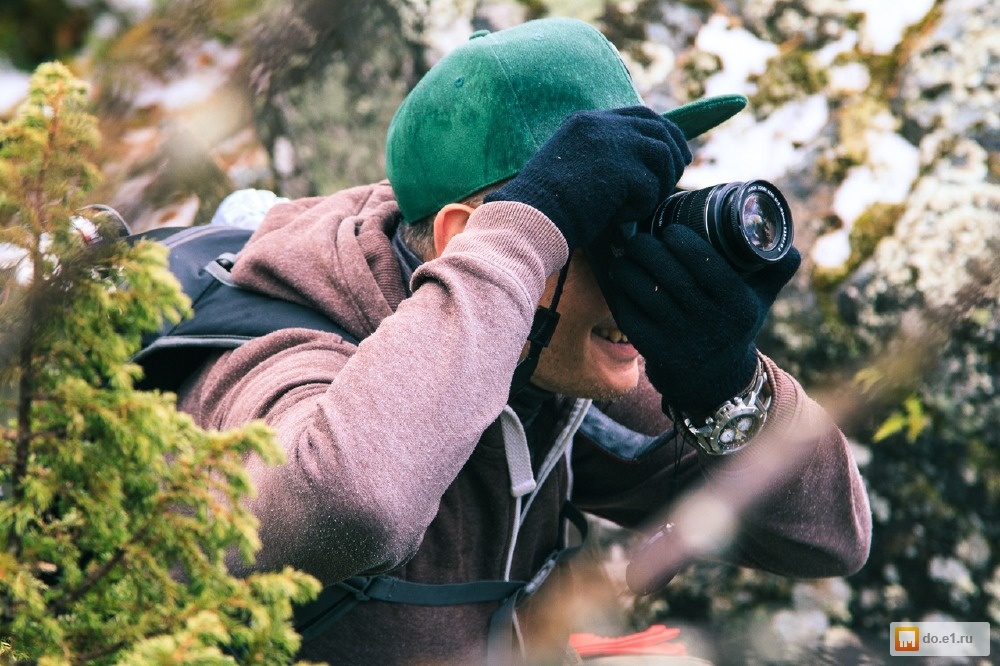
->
[178, 17, 871, 665]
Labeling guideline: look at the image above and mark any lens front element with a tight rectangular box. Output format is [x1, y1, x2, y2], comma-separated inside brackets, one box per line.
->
[720, 180, 793, 272]
[741, 191, 780, 252]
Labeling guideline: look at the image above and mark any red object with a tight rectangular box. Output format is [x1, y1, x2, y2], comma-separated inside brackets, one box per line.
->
[569, 624, 687, 657]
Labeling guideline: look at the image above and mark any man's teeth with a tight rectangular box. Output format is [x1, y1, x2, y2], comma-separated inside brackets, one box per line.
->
[595, 327, 629, 343]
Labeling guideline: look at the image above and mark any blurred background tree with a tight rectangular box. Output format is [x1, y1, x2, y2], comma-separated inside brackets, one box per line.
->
[0, 0, 95, 70]
[0, 62, 318, 665]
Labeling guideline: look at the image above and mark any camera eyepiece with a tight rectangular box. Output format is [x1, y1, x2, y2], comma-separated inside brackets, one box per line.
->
[649, 180, 793, 273]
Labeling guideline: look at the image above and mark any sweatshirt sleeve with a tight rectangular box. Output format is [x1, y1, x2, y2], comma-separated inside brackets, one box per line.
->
[571, 354, 872, 582]
[192, 201, 568, 585]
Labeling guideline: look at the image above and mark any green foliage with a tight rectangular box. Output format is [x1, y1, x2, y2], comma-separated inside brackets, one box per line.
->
[860, 0, 944, 101]
[847, 327, 1000, 631]
[872, 394, 930, 444]
[806, 201, 906, 377]
[815, 97, 892, 186]
[750, 51, 829, 116]
[677, 50, 723, 102]
[855, 199, 902, 258]
[1, 62, 318, 664]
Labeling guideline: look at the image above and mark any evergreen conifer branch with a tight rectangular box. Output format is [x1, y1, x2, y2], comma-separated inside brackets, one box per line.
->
[1, 62, 319, 665]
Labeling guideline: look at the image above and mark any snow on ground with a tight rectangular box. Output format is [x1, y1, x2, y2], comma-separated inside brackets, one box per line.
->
[812, 113, 920, 268]
[0, 66, 30, 117]
[696, 14, 778, 98]
[131, 40, 242, 112]
[680, 94, 829, 188]
[848, 0, 937, 54]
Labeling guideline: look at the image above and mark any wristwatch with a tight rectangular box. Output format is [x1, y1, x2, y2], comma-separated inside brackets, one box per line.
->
[670, 358, 773, 456]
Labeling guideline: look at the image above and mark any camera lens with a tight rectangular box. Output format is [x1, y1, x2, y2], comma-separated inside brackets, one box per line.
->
[649, 180, 793, 273]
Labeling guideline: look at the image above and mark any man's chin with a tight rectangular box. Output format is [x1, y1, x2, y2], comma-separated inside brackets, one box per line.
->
[554, 374, 639, 402]
[529, 362, 639, 401]
[578, 382, 638, 403]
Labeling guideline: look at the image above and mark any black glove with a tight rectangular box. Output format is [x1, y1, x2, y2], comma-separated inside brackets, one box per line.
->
[484, 106, 691, 251]
[607, 225, 800, 414]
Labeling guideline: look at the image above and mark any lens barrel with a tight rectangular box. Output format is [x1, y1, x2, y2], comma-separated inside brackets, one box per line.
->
[649, 180, 793, 273]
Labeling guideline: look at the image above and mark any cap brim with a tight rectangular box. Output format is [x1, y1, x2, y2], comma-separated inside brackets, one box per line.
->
[663, 94, 748, 140]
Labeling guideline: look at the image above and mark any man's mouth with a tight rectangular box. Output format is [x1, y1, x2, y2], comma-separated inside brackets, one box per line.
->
[593, 326, 630, 344]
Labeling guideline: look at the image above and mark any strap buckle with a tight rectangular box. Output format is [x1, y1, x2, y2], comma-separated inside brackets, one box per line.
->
[523, 556, 558, 595]
[338, 576, 376, 602]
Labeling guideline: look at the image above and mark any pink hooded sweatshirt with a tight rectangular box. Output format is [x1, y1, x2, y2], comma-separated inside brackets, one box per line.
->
[178, 182, 871, 664]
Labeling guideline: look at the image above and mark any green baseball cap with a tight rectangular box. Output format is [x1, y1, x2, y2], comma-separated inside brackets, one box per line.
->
[386, 18, 747, 222]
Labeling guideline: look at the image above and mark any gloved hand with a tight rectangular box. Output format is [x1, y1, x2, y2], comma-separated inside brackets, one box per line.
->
[607, 225, 801, 414]
[484, 106, 691, 251]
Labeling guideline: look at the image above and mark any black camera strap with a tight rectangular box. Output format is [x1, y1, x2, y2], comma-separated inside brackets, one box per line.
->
[508, 262, 570, 400]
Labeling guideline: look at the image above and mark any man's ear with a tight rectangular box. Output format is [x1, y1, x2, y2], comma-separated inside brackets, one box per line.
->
[433, 203, 475, 258]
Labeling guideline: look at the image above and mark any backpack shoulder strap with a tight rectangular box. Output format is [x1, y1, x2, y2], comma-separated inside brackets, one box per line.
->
[294, 503, 590, 654]
[294, 576, 526, 643]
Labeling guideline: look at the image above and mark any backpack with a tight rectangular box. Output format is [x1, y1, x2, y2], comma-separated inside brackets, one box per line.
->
[128, 224, 588, 665]
[131, 225, 356, 392]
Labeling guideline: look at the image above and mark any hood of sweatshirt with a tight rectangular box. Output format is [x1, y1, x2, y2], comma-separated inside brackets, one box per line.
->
[230, 181, 407, 343]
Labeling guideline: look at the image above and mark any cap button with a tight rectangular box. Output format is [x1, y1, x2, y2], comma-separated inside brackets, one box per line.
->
[469, 29, 490, 40]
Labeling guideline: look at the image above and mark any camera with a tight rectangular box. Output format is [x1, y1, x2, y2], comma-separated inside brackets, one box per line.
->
[647, 180, 794, 273]
[584, 179, 794, 314]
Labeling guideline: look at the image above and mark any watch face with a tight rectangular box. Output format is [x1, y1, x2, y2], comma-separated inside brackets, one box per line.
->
[716, 413, 763, 452]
